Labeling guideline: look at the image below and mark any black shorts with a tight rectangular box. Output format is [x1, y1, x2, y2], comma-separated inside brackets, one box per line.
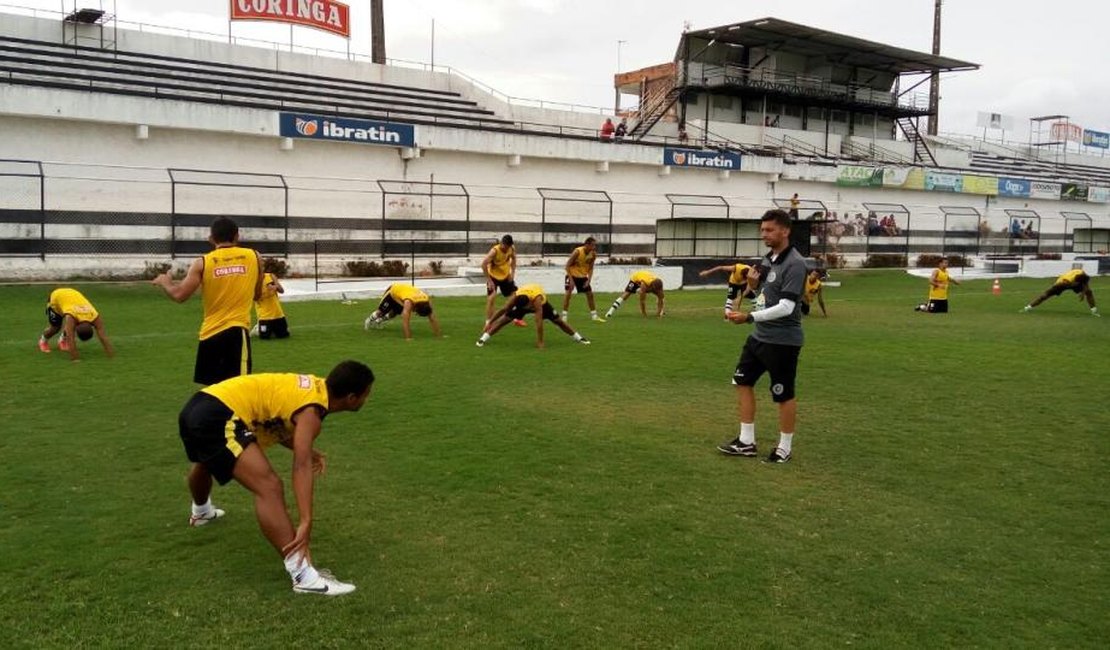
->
[927, 299, 948, 313]
[732, 335, 802, 403]
[194, 326, 251, 386]
[46, 306, 63, 328]
[800, 301, 811, 316]
[258, 317, 289, 339]
[624, 281, 645, 294]
[378, 293, 404, 317]
[506, 296, 558, 322]
[1047, 275, 1087, 297]
[178, 392, 255, 485]
[565, 275, 591, 293]
[488, 277, 517, 297]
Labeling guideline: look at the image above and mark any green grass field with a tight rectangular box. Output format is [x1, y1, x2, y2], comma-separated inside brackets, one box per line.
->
[1, 271, 1107, 648]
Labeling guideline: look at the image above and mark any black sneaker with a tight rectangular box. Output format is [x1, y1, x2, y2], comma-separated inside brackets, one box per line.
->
[717, 436, 757, 456]
[764, 447, 791, 463]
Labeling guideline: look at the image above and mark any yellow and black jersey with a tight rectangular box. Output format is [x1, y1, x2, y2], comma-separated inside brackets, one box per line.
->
[804, 276, 822, 302]
[1055, 269, 1087, 286]
[728, 264, 751, 285]
[48, 288, 98, 322]
[515, 284, 546, 303]
[928, 268, 950, 301]
[630, 270, 657, 287]
[567, 246, 596, 278]
[254, 273, 284, 320]
[202, 373, 328, 449]
[486, 245, 515, 281]
[388, 283, 430, 304]
[200, 246, 260, 340]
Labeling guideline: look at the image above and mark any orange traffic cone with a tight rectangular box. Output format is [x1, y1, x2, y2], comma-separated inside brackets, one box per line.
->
[992, 278, 1001, 296]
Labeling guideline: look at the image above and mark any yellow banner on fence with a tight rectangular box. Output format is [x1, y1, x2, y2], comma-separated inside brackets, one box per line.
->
[962, 175, 999, 196]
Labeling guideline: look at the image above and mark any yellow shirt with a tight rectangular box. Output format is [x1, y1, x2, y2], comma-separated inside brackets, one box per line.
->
[487, 245, 515, 281]
[804, 276, 822, 302]
[388, 283, 429, 304]
[630, 270, 657, 287]
[48, 288, 98, 322]
[200, 246, 260, 340]
[728, 264, 751, 285]
[516, 284, 546, 302]
[254, 273, 285, 321]
[1056, 269, 1085, 285]
[928, 268, 950, 300]
[202, 373, 328, 449]
[567, 246, 596, 278]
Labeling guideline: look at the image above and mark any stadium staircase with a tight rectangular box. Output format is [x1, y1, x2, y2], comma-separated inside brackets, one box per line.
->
[895, 116, 937, 166]
[0, 35, 513, 129]
[628, 83, 681, 140]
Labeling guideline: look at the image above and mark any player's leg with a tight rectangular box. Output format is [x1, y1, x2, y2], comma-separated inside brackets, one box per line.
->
[1025, 284, 1059, 310]
[606, 285, 636, 318]
[187, 462, 218, 522]
[545, 304, 590, 343]
[725, 284, 740, 313]
[561, 276, 574, 319]
[1082, 287, 1098, 314]
[585, 285, 603, 321]
[764, 343, 801, 463]
[39, 307, 63, 351]
[230, 444, 294, 554]
[719, 336, 765, 456]
[272, 317, 290, 338]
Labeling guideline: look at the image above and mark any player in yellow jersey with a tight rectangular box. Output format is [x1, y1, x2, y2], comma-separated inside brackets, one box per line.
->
[604, 270, 665, 319]
[252, 272, 289, 339]
[1022, 268, 1099, 316]
[37, 287, 115, 361]
[481, 234, 523, 325]
[177, 360, 373, 596]
[914, 258, 959, 313]
[801, 269, 827, 317]
[363, 282, 443, 339]
[152, 217, 263, 384]
[699, 262, 756, 314]
[561, 237, 605, 322]
[476, 284, 590, 348]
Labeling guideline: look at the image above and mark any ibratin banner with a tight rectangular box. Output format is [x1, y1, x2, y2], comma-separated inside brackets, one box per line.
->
[662, 147, 741, 169]
[1060, 183, 1089, 201]
[924, 170, 963, 193]
[961, 175, 999, 196]
[279, 113, 416, 147]
[836, 165, 883, 187]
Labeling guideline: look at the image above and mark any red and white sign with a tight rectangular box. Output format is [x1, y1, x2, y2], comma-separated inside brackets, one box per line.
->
[230, 0, 350, 38]
[1050, 121, 1083, 143]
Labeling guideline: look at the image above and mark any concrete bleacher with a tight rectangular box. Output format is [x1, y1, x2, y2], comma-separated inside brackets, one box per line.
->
[968, 151, 1110, 187]
[0, 35, 513, 129]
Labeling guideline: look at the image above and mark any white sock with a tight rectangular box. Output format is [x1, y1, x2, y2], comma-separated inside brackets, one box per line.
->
[191, 497, 213, 516]
[725, 299, 734, 311]
[739, 422, 755, 445]
[561, 310, 568, 320]
[1022, 305, 1032, 311]
[572, 332, 583, 341]
[283, 551, 320, 585]
[590, 310, 599, 318]
[778, 432, 794, 454]
[478, 332, 490, 343]
[1091, 307, 1099, 314]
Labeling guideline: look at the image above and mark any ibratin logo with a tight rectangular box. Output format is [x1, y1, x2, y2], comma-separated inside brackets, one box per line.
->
[672, 152, 687, 165]
[295, 118, 318, 136]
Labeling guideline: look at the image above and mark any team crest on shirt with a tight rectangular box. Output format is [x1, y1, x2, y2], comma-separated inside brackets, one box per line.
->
[298, 374, 312, 389]
[767, 271, 777, 283]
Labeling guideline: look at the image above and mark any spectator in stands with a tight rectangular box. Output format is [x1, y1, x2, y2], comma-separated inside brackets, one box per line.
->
[789, 193, 800, 219]
[1023, 221, 1037, 239]
[678, 123, 689, 143]
[600, 118, 615, 142]
[614, 118, 628, 141]
[867, 213, 882, 237]
[1010, 218, 1022, 239]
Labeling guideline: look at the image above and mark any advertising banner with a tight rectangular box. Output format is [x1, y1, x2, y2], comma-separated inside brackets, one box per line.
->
[836, 165, 883, 187]
[662, 147, 741, 169]
[1088, 186, 1110, 203]
[231, 0, 350, 37]
[279, 113, 416, 147]
[976, 112, 1016, 131]
[1029, 181, 1062, 200]
[881, 166, 925, 191]
[924, 170, 963, 193]
[961, 175, 999, 196]
[1050, 122, 1083, 143]
[1060, 183, 1089, 201]
[998, 177, 1031, 198]
[1082, 129, 1110, 149]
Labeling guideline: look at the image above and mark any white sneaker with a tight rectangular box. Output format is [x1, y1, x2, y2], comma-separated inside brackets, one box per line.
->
[363, 317, 373, 330]
[293, 572, 357, 596]
[249, 323, 259, 337]
[189, 507, 226, 527]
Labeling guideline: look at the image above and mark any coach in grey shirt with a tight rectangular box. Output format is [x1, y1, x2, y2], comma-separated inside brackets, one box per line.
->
[717, 209, 807, 463]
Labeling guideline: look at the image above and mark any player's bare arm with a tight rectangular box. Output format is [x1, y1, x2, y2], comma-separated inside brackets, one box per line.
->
[401, 300, 414, 340]
[252, 251, 264, 300]
[533, 297, 546, 348]
[282, 406, 324, 561]
[63, 315, 79, 361]
[564, 249, 579, 275]
[153, 257, 204, 302]
[93, 316, 115, 357]
[427, 301, 443, 337]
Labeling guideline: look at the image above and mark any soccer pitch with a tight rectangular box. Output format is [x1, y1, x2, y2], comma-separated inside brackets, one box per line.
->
[0, 272, 1106, 647]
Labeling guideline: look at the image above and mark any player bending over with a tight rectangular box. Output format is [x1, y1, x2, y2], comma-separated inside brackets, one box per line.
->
[177, 360, 374, 596]
[38, 287, 115, 361]
[364, 283, 443, 339]
[477, 284, 590, 348]
[699, 262, 755, 314]
[605, 270, 665, 319]
[1021, 269, 1099, 316]
[801, 269, 827, 317]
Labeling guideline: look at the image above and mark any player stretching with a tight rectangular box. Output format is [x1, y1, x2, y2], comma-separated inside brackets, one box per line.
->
[698, 262, 755, 315]
[477, 284, 591, 348]
[561, 237, 605, 322]
[717, 209, 807, 464]
[605, 270, 665, 319]
[364, 283, 443, 339]
[37, 287, 115, 361]
[1022, 269, 1099, 316]
[914, 258, 959, 313]
[481, 235, 524, 326]
[801, 269, 827, 317]
[252, 271, 290, 339]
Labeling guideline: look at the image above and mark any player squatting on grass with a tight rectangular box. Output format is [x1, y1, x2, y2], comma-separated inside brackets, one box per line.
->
[717, 209, 807, 464]
[177, 361, 374, 596]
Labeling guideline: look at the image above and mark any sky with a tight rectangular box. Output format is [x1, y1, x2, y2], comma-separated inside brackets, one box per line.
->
[8, 0, 1109, 138]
